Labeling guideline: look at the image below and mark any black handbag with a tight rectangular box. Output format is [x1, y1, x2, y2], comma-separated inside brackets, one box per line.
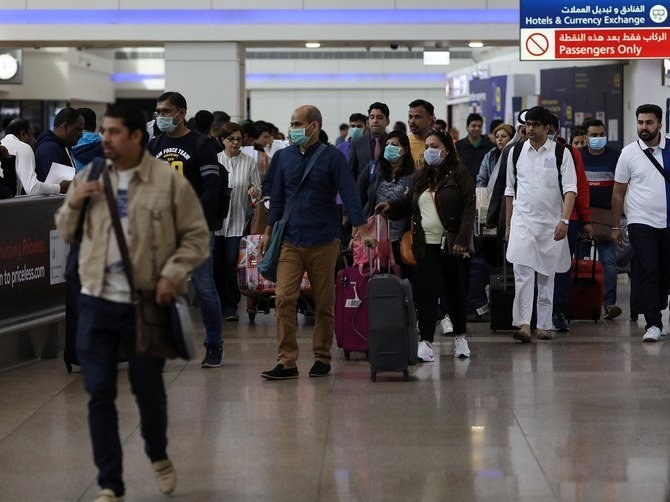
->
[101, 167, 194, 360]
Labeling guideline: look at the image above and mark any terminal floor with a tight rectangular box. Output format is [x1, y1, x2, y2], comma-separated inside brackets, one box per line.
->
[3, 285, 670, 501]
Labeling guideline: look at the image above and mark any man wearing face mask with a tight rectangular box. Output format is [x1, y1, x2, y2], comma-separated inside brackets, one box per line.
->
[260, 105, 376, 380]
[580, 118, 622, 320]
[147, 91, 225, 368]
[547, 114, 592, 332]
[612, 104, 670, 342]
[336, 113, 367, 162]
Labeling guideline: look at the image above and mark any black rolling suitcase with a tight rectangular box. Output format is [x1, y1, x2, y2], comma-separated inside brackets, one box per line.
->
[489, 258, 516, 332]
[368, 273, 418, 381]
[367, 218, 418, 381]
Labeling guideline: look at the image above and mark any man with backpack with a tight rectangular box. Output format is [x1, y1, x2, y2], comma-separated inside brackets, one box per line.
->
[504, 106, 577, 343]
[147, 91, 225, 368]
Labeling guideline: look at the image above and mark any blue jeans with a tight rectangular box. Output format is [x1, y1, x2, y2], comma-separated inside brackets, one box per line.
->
[597, 240, 617, 308]
[191, 234, 223, 346]
[213, 235, 242, 315]
[77, 294, 167, 497]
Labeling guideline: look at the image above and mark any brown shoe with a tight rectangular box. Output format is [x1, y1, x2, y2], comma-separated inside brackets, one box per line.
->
[513, 324, 532, 343]
[604, 305, 622, 320]
[536, 329, 553, 340]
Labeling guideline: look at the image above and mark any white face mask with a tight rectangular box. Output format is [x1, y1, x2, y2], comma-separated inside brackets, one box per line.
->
[156, 115, 179, 133]
[423, 147, 443, 166]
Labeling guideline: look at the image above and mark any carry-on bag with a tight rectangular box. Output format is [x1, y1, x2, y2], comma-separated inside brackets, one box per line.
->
[367, 215, 418, 381]
[489, 255, 516, 332]
[334, 214, 397, 360]
[568, 237, 604, 322]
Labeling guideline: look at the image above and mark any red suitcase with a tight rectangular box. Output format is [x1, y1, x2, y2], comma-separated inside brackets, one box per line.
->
[568, 238, 604, 322]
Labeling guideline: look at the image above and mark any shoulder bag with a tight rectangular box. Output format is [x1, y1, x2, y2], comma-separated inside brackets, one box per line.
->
[258, 143, 326, 282]
[101, 167, 195, 360]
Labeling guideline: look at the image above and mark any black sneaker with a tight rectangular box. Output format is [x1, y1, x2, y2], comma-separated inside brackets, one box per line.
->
[201, 344, 223, 368]
[308, 361, 331, 377]
[224, 311, 240, 322]
[552, 313, 569, 332]
[261, 364, 299, 380]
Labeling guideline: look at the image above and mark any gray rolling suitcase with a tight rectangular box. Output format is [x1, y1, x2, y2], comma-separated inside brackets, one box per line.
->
[368, 274, 418, 381]
[367, 216, 418, 382]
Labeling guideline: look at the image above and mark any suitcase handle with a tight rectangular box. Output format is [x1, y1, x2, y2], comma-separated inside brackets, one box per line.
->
[374, 213, 393, 274]
[573, 236, 598, 279]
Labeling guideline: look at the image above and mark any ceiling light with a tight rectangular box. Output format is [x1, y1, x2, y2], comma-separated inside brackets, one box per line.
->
[305, 42, 321, 49]
[469, 41, 485, 48]
[423, 50, 450, 65]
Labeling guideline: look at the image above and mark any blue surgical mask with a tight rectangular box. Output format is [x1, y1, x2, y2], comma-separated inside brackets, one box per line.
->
[547, 133, 557, 142]
[383, 144, 402, 163]
[348, 127, 364, 140]
[156, 116, 178, 134]
[588, 136, 607, 150]
[289, 122, 314, 146]
[423, 147, 443, 166]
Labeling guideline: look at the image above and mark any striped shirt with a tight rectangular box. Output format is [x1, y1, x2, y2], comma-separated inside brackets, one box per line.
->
[215, 151, 261, 237]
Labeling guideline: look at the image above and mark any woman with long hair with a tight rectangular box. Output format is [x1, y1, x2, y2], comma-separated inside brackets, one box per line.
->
[378, 128, 476, 362]
[357, 130, 415, 272]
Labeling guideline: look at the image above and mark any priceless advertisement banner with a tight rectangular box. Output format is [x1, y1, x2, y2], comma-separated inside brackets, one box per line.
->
[0, 197, 67, 322]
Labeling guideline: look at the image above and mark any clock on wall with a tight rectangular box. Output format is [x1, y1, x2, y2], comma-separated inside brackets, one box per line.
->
[0, 53, 19, 81]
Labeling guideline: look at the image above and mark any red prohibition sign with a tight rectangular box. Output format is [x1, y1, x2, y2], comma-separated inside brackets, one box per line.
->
[526, 32, 549, 56]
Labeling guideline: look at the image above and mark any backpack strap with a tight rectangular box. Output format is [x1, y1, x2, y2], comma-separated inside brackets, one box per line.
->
[512, 141, 524, 198]
[146, 133, 163, 156]
[555, 142, 565, 201]
[73, 157, 107, 242]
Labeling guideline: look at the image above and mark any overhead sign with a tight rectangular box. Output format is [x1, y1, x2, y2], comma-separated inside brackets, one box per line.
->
[520, 1, 670, 60]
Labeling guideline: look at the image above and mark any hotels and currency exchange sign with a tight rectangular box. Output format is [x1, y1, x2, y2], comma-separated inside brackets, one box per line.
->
[520, 1, 670, 60]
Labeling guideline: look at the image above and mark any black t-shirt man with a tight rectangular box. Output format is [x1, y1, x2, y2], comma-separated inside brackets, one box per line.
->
[151, 131, 221, 229]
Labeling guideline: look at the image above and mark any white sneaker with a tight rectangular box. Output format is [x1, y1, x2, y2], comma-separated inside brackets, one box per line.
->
[454, 336, 471, 358]
[439, 314, 454, 334]
[643, 326, 662, 342]
[417, 340, 435, 362]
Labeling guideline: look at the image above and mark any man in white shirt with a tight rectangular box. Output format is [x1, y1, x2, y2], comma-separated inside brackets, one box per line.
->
[504, 106, 577, 343]
[611, 103, 670, 342]
[1, 119, 69, 195]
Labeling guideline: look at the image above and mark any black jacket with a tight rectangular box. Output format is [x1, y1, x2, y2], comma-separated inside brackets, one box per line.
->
[34, 131, 74, 182]
[455, 135, 495, 180]
[388, 164, 475, 261]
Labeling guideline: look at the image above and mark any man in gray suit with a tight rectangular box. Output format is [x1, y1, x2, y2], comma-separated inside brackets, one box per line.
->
[349, 102, 390, 182]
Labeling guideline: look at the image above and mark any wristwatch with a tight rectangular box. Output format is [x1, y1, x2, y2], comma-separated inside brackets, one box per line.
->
[560, 218, 569, 225]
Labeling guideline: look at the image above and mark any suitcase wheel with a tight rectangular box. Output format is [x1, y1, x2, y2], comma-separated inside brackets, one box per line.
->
[65, 363, 73, 374]
[344, 351, 350, 360]
[403, 370, 409, 382]
[371, 370, 376, 382]
[365, 351, 369, 361]
[248, 311, 256, 322]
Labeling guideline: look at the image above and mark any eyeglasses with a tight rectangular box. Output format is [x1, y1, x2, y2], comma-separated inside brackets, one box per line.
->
[153, 109, 179, 118]
[225, 136, 243, 143]
[524, 121, 544, 129]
